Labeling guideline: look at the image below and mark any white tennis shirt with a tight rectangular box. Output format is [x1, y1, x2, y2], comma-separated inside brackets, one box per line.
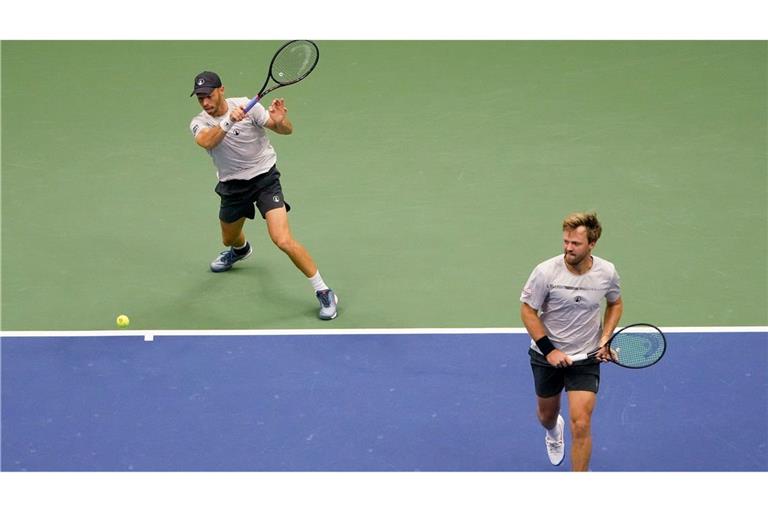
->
[189, 97, 276, 182]
[521, 254, 621, 356]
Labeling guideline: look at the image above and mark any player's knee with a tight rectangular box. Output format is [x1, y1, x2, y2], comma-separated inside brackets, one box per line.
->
[272, 235, 294, 253]
[570, 417, 591, 439]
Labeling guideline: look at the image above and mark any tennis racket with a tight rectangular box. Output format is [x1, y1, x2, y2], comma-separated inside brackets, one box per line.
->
[571, 323, 667, 369]
[243, 40, 319, 114]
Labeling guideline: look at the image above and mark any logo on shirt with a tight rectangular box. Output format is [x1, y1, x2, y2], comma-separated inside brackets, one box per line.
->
[549, 284, 605, 291]
[272, 195, 281, 203]
[574, 295, 584, 303]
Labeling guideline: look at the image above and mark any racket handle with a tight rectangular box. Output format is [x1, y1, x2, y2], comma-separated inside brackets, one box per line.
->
[243, 95, 261, 113]
[570, 353, 588, 362]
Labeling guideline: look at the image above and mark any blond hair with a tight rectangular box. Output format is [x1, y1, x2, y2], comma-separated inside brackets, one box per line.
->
[562, 212, 602, 244]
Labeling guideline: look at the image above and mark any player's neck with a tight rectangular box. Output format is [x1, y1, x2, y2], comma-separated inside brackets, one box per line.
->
[213, 101, 229, 118]
[564, 255, 593, 275]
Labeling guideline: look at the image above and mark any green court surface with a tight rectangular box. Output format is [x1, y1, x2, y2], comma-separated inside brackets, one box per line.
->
[1, 41, 766, 330]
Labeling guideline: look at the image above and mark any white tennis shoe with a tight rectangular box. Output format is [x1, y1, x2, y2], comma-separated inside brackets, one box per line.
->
[316, 289, 339, 320]
[545, 414, 565, 466]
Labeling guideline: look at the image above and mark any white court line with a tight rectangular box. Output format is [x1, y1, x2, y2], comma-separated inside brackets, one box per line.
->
[0, 326, 766, 339]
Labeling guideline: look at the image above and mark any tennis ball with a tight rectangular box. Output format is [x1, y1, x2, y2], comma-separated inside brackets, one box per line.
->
[116, 314, 130, 328]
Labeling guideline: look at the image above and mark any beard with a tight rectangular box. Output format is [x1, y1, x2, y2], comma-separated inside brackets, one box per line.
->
[564, 251, 586, 266]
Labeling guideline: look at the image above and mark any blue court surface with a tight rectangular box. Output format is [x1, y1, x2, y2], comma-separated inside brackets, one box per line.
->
[1, 329, 766, 471]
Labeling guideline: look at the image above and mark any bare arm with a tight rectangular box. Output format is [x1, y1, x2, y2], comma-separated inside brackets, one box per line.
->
[520, 302, 547, 341]
[596, 296, 624, 362]
[600, 297, 623, 343]
[520, 302, 572, 367]
[194, 105, 246, 150]
[195, 125, 227, 150]
[263, 98, 293, 135]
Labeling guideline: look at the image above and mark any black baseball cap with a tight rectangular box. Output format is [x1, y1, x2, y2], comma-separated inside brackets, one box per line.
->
[190, 71, 222, 97]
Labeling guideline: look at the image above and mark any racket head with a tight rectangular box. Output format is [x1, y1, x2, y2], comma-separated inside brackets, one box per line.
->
[608, 323, 667, 369]
[269, 40, 319, 85]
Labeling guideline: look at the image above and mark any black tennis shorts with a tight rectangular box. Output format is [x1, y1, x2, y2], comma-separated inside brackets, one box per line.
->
[529, 348, 600, 397]
[214, 165, 291, 223]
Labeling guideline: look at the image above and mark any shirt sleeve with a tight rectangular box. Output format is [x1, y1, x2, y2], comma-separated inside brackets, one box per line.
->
[606, 266, 621, 303]
[247, 101, 270, 127]
[189, 114, 210, 138]
[520, 265, 549, 310]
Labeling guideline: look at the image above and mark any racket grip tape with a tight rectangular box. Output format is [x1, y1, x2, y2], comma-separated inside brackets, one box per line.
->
[570, 353, 589, 362]
[244, 95, 261, 113]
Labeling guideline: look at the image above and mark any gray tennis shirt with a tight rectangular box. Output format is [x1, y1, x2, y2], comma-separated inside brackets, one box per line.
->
[521, 254, 621, 356]
[189, 97, 276, 182]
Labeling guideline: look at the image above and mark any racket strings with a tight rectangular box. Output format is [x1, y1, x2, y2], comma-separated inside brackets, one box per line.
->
[611, 332, 665, 368]
[272, 41, 318, 84]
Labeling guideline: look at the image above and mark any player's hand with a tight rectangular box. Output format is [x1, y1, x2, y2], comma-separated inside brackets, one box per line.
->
[595, 341, 616, 363]
[546, 349, 572, 368]
[268, 98, 288, 121]
[229, 106, 247, 123]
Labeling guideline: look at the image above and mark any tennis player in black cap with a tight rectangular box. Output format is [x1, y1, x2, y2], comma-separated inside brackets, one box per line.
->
[189, 71, 338, 320]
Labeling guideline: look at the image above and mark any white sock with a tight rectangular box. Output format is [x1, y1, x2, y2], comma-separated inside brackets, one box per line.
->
[233, 241, 248, 250]
[546, 419, 562, 439]
[309, 271, 328, 292]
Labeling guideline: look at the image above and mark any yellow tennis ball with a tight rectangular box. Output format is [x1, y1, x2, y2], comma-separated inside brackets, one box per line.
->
[116, 314, 130, 328]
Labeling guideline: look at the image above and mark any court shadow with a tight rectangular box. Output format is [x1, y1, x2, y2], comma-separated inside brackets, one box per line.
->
[156, 261, 320, 327]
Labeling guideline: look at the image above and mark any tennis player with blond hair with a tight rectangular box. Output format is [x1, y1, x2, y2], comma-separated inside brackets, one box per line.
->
[520, 212, 623, 470]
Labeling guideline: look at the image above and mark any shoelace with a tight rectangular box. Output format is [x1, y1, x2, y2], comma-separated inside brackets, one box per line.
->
[317, 291, 331, 307]
[218, 250, 236, 264]
[546, 437, 563, 449]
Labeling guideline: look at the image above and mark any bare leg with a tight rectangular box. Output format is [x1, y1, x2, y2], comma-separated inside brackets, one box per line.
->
[265, 207, 318, 278]
[536, 393, 562, 430]
[219, 217, 247, 247]
[567, 390, 597, 471]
